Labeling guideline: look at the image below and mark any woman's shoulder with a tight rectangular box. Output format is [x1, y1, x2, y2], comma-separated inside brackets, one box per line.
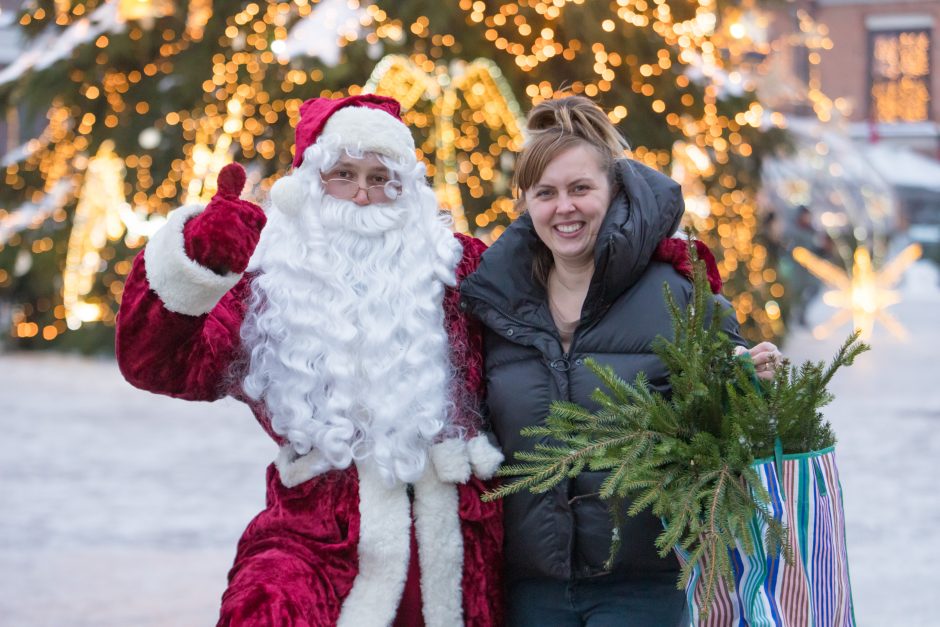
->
[639, 259, 697, 297]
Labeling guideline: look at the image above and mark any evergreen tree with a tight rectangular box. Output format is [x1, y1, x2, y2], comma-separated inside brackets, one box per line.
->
[0, 0, 785, 351]
[0, 0, 372, 350]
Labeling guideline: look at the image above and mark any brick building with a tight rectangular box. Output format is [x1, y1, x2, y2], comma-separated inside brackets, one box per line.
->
[807, 0, 939, 155]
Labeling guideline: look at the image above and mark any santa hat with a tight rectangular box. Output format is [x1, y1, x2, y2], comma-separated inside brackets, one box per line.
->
[292, 94, 416, 168]
[271, 95, 417, 215]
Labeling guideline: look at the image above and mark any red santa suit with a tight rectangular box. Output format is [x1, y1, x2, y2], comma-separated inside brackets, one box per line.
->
[115, 95, 505, 627]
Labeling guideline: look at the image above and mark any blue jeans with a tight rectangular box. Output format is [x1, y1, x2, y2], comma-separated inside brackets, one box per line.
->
[507, 573, 688, 627]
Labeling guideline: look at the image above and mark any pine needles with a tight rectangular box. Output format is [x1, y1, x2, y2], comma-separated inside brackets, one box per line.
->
[485, 240, 869, 616]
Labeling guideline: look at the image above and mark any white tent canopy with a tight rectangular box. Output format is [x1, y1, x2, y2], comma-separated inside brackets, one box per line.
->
[863, 144, 940, 193]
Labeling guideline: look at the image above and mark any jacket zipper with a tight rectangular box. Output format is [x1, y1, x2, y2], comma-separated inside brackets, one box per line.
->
[566, 303, 609, 363]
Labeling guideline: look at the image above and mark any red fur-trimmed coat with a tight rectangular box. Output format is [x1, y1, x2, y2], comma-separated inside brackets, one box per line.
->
[116, 205, 504, 627]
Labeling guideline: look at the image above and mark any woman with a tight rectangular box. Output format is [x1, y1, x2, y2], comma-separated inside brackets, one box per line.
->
[459, 96, 781, 626]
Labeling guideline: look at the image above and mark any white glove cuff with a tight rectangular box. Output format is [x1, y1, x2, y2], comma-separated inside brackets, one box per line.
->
[467, 434, 504, 480]
[429, 439, 472, 483]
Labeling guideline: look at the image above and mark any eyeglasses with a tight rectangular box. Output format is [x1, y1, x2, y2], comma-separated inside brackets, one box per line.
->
[320, 176, 403, 205]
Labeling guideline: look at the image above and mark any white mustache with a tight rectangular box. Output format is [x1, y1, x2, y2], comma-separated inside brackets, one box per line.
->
[317, 196, 409, 237]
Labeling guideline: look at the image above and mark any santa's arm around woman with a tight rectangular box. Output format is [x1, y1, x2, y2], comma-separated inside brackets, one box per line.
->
[115, 163, 265, 401]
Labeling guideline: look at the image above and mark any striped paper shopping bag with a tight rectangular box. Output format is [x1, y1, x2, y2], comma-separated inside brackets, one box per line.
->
[677, 446, 856, 626]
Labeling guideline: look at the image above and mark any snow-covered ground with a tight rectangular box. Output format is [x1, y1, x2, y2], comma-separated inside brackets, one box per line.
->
[1, 262, 938, 626]
[779, 260, 940, 626]
[0, 355, 273, 626]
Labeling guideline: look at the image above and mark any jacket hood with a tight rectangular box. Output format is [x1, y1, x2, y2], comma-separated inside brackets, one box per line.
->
[460, 158, 685, 330]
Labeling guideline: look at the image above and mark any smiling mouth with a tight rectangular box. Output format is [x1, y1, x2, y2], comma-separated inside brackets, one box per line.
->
[555, 223, 584, 234]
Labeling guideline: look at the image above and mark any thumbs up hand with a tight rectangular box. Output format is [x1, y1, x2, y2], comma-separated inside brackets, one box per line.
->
[183, 163, 267, 275]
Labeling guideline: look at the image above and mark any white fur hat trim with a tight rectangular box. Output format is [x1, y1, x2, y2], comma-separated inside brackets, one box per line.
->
[269, 174, 306, 216]
[320, 106, 416, 164]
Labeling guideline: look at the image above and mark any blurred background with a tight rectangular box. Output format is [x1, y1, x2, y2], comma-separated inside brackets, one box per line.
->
[0, 0, 937, 625]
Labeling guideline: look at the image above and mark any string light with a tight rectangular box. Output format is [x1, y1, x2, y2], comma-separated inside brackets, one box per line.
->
[870, 30, 930, 123]
[448, 0, 783, 336]
[183, 97, 244, 204]
[62, 141, 127, 329]
[3, 0, 788, 342]
[117, 0, 173, 27]
[366, 55, 524, 235]
[185, 0, 213, 41]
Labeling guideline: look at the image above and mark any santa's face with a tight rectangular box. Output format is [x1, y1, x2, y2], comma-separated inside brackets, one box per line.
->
[320, 153, 402, 206]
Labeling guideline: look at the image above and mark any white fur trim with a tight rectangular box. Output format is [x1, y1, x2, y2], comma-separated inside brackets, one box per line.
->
[275, 449, 469, 626]
[337, 461, 412, 627]
[321, 106, 416, 164]
[468, 434, 504, 480]
[274, 445, 326, 488]
[429, 438, 471, 484]
[269, 173, 306, 216]
[414, 464, 464, 627]
[143, 205, 242, 316]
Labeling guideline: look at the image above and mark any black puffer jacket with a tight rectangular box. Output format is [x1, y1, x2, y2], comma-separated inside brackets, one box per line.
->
[460, 159, 744, 583]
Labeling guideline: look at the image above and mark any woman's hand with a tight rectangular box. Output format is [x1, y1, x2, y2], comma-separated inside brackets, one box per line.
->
[735, 342, 784, 381]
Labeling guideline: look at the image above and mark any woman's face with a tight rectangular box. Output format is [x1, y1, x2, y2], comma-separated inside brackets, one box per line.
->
[525, 144, 611, 267]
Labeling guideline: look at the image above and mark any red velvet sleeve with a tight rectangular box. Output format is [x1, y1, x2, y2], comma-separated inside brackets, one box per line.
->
[652, 237, 723, 294]
[445, 233, 489, 436]
[115, 249, 250, 402]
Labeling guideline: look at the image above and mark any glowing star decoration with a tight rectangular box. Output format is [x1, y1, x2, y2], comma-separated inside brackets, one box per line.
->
[365, 55, 525, 235]
[62, 141, 128, 330]
[793, 243, 922, 340]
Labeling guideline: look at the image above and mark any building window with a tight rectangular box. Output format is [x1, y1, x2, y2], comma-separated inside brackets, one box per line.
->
[868, 17, 931, 123]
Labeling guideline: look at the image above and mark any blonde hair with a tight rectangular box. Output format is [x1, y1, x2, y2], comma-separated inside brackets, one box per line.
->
[513, 96, 629, 284]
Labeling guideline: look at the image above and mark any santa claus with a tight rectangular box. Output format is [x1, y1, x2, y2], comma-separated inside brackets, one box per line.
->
[116, 94, 505, 626]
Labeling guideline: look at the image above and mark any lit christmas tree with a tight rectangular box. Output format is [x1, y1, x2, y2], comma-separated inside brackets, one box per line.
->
[0, 0, 787, 351]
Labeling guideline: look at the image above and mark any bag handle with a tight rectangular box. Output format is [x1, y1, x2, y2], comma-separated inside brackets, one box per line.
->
[774, 436, 786, 502]
[812, 456, 828, 497]
[736, 351, 790, 501]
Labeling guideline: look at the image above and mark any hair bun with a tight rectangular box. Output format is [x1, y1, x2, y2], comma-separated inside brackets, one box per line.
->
[513, 96, 629, 194]
[525, 96, 627, 154]
[526, 105, 562, 132]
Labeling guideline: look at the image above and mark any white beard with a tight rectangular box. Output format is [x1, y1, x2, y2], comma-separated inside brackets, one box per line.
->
[241, 179, 463, 485]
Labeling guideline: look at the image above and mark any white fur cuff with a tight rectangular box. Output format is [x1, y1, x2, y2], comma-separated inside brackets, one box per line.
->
[274, 445, 330, 488]
[143, 204, 242, 316]
[429, 439, 472, 484]
[468, 434, 504, 480]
